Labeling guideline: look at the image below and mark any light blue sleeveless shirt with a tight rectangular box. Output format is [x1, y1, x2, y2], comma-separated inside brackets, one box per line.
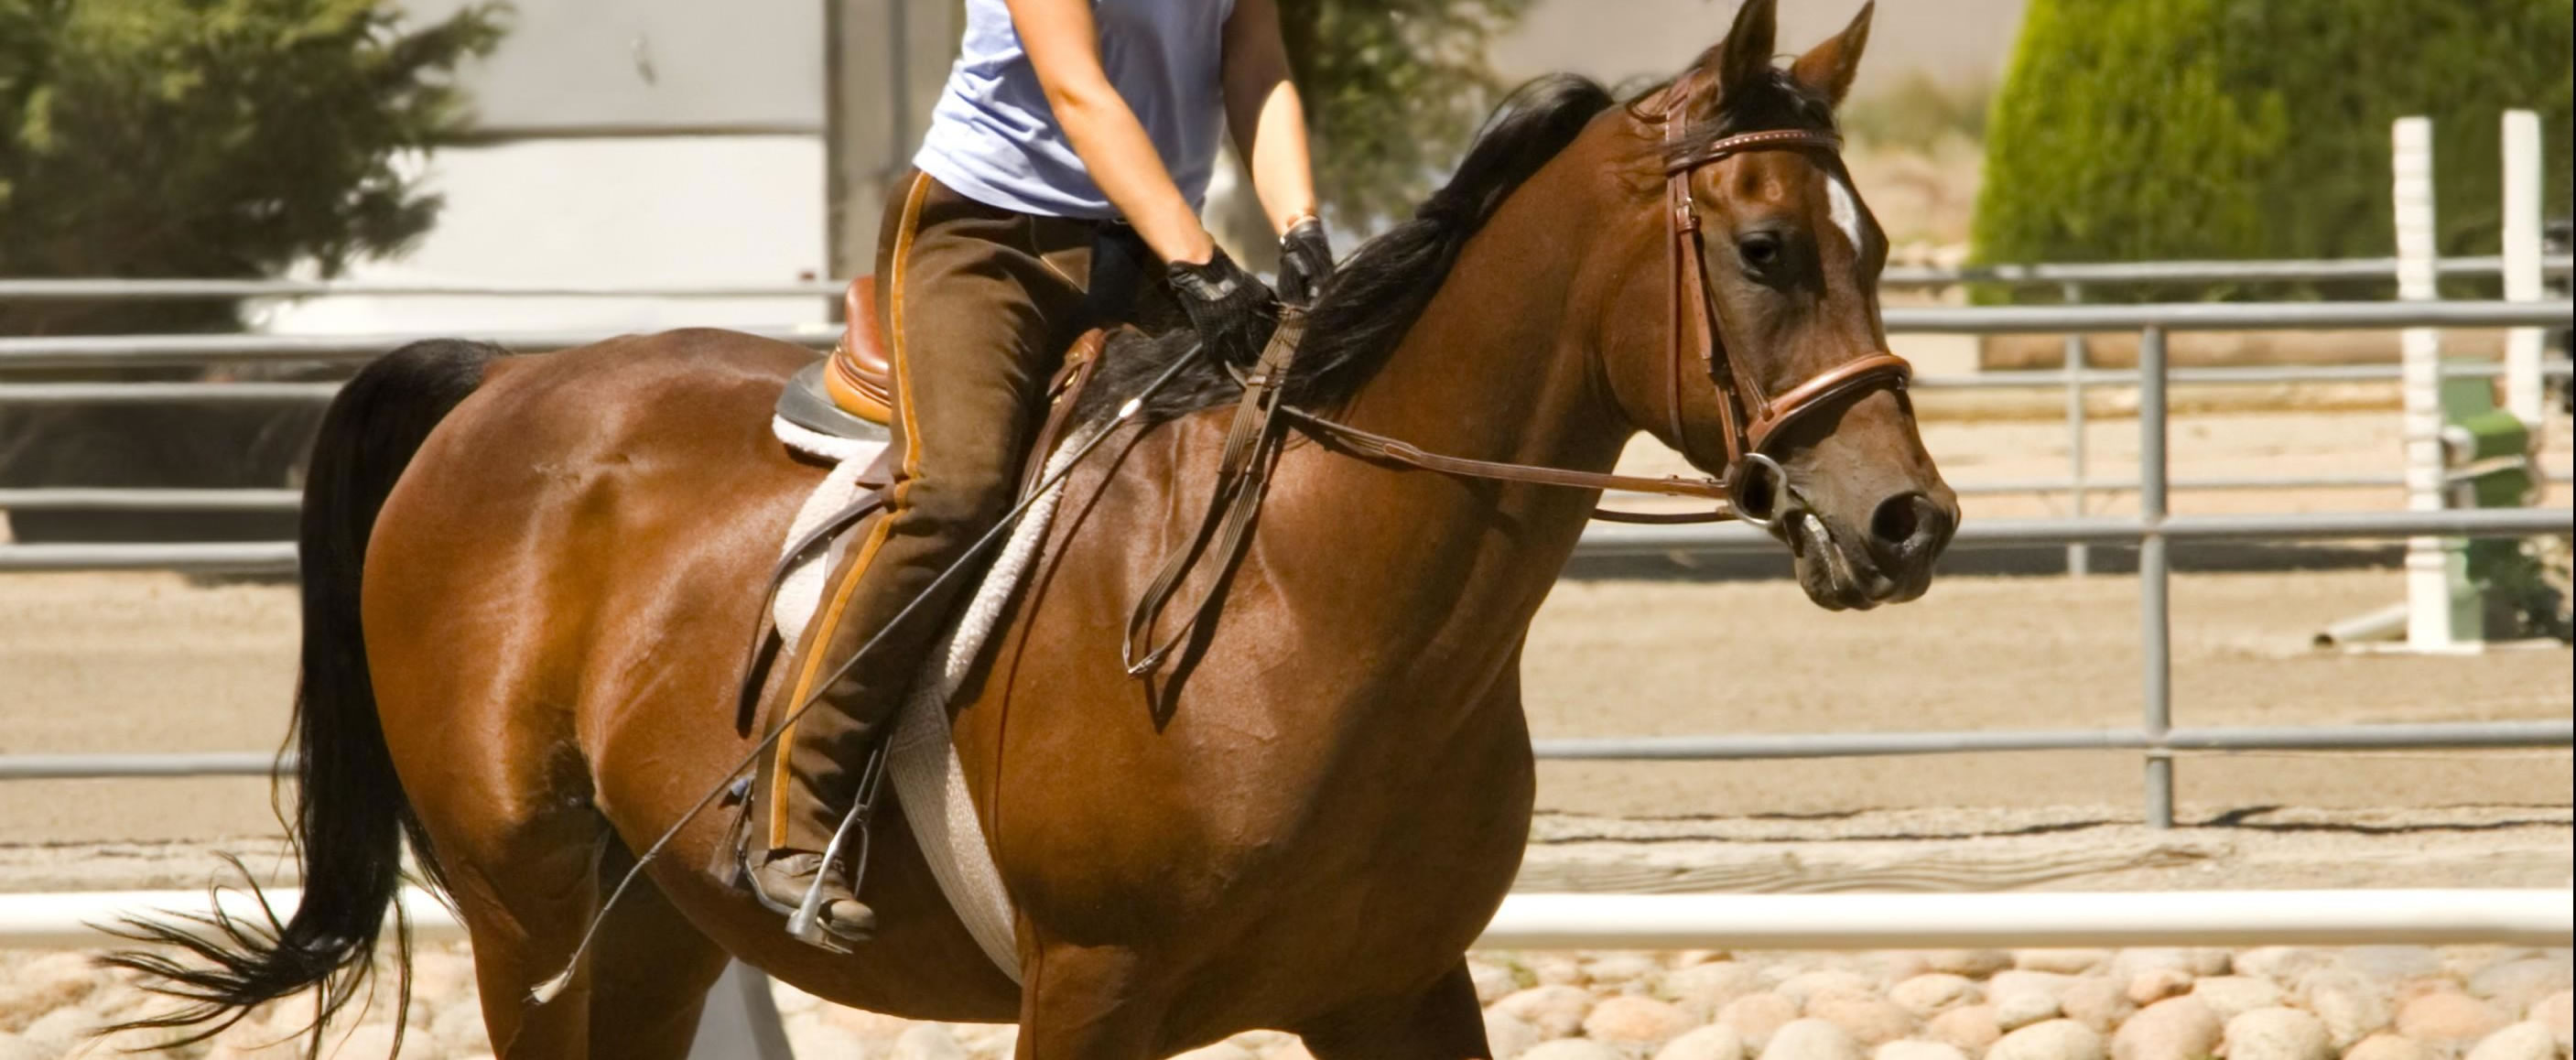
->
[915, 0, 1235, 220]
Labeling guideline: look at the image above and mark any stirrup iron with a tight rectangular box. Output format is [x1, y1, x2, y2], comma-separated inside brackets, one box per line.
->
[782, 740, 891, 950]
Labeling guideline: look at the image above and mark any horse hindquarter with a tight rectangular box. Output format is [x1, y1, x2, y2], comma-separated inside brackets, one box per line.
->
[358, 332, 1018, 1038]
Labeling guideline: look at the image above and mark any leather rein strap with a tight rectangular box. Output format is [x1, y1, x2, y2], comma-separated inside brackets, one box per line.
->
[1283, 411, 1733, 524]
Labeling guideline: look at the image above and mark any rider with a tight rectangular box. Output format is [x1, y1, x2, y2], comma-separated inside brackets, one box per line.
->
[753, 0, 1334, 942]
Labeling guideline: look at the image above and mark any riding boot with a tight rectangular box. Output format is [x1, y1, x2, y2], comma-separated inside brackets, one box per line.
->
[748, 649, 896, 943]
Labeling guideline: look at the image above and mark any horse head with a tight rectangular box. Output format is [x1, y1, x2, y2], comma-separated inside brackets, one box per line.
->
[1596, 0, 1956, 610]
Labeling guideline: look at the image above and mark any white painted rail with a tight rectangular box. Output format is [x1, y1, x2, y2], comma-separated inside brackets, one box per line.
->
[8, 888, 2569, 951]
[1476, 891, 2576, 950]
[0, 887, 463, 950]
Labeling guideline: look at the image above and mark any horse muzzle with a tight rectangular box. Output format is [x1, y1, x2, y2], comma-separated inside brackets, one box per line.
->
[1773, 481, 1955, 611]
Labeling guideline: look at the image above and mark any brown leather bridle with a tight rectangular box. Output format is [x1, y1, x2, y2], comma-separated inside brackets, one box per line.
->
[1290, 96, 1913, 527]
[1649, 98, 1915, 525]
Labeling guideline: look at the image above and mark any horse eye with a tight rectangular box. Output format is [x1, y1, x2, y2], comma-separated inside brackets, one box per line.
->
[1737, 233, 1782, 269]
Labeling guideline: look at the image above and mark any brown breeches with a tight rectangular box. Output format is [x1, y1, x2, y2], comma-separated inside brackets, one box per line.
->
[770, 173, 1097, 850]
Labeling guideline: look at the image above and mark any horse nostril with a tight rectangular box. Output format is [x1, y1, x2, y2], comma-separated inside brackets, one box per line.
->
[1870, 492, 1928, 547]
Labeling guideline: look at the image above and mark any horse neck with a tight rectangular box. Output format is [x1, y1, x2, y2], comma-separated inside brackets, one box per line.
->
[1280, 138, 1641, 645]
[1329, 157, 1637, 526]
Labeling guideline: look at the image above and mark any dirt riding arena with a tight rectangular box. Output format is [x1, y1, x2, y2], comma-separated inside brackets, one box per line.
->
[2, 408, 2571, 1058]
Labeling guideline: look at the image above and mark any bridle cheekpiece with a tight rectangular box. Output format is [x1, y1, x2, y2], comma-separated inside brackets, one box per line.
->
[1657, 92, 1913, 526]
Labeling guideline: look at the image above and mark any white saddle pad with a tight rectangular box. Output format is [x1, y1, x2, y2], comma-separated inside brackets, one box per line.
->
[768, 416, 1092, 983]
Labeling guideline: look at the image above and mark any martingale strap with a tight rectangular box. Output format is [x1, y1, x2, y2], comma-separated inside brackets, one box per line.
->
[1122, 308, 1310, 676]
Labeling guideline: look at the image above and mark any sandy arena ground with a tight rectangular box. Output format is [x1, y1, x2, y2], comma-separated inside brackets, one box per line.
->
[5, 566, 2568, 853]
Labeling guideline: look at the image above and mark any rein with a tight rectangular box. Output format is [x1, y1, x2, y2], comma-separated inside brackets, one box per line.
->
[1282, 411, 1733, 525]
[1121, 93, 1916, 674]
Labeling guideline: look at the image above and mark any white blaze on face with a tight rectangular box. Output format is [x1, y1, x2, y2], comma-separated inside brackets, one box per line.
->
[1825, 173, 1863, 253]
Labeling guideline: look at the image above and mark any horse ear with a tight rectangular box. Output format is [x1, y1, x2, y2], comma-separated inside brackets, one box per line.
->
[1708, 0, 1780, 92]
[1790, 2, 1874, 107]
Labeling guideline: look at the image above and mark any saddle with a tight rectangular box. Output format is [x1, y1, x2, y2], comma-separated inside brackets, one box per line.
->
[775, 277, 1107, 498]
[774, 279, 897, 441]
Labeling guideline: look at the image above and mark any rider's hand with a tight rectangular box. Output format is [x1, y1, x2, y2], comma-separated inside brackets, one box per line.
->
[1166, 248, 1276, 367]
[1276, 216, 1334, 308]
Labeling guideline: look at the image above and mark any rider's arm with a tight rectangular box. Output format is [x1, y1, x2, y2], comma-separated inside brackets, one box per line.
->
[1220, 0, 1320, 235]
[1007, 0, 1218, 266]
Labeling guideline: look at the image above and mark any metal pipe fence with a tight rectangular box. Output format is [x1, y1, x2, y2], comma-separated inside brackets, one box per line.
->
[0, 381, 343, 404]
[0, 488, 303, 513]
[0, 324, 841, 370]
[1877, 300, 2570, 332]
[6, 358, 2560, 408]
[11, 718, 2570, 781]
[3, 300, 2571, 828]
[1532, 719, 2574, 762]
[8, 506, 2567, 574]
[0, 277, 847, 300]
[1877, 254, 2573, 290]
[16, 466, 2568, 516]
[1916, 359, 2573, 388]
[7, 301, 2563, 529]
[3, 254, 2566, 302]
[0, 299, 2562, 370]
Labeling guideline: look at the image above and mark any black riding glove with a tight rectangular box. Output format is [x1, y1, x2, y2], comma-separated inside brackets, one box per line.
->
[1167, 247, 1276, 368]
[1275, 216, 1335, 307]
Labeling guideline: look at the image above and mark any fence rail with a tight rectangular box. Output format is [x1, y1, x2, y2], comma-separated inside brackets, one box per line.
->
[6, 359, 2565, 410]
[1531, 719, 2573, 762]
[4, 887, 2565, 951]
[4, 298, 2571, 827]
[0, 277, 848, 300]
[13, 467, 2571, 516]
[0, 324, 841, 370]
[0, 301, 2564, 372]
[5, 505, 2568, 575]
[1878, 254, 2574, 290]
[10, 719, 2568, 781]
[2, 254, 2567, 302]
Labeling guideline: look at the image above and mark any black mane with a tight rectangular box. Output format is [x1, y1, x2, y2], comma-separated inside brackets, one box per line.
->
[1072, 65, 1834, 429]
[1076, 73, 1618, 426]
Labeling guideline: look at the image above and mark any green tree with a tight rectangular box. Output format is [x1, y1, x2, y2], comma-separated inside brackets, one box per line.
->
[0, 0, 505, 335]
[1973, 0, 2574, 298]
[1281, 0, 1534, 227]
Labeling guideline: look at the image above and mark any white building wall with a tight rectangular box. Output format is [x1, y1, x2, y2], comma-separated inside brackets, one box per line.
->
[266, 0, 834, 336]
[263, 137, 830, 335]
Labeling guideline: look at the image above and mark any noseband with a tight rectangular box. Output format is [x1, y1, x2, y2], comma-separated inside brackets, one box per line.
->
[1657, 100, 1912, 525]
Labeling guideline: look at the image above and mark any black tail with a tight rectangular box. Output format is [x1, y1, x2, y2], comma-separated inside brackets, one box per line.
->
[103, 340, 503, 1055]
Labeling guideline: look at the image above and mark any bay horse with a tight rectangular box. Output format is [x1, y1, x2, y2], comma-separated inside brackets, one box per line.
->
[114, 1, 1952, 1055]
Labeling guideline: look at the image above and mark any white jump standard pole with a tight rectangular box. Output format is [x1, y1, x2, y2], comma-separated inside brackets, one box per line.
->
[2501, 110, 2548, 433]
[2391, 117, 2479, 652]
